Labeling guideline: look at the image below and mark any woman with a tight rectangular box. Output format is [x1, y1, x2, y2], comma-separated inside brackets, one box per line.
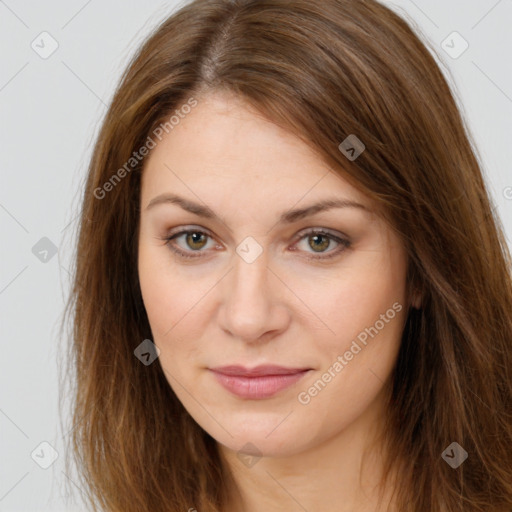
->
[61, 0, 512, 510]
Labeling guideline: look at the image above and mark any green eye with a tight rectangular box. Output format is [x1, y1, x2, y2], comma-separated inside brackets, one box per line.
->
[162, 228, 350, 261]
[293, 229, 351, 261]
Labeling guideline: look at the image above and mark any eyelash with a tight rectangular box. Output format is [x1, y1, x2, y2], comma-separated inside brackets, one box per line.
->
[160, 227, 351, 261]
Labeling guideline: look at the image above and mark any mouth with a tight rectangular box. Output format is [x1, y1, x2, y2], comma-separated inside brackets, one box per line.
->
[208, 365, 312, 399]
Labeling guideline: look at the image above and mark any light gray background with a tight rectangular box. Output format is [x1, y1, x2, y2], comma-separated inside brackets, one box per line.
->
[1, 1, 511, 510]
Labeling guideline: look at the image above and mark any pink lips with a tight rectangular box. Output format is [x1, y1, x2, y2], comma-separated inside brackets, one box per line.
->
[209, 365, 311, 399]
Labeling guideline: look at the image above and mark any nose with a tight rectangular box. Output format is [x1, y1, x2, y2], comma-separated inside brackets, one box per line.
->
[218, 250, 290, 344]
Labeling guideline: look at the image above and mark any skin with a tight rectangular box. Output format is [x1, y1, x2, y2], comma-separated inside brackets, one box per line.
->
[137, 91, 416, 511]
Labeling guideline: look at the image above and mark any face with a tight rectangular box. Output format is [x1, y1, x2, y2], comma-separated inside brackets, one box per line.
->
[137, 91, 410, 458]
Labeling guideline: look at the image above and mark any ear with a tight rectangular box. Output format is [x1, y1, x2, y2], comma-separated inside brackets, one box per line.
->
[411, 289, 422, 309]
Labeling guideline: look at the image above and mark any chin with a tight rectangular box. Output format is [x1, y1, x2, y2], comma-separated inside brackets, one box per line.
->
[211, 420, 309, 459]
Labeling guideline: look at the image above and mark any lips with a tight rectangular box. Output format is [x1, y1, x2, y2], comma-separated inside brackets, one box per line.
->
[210, 364, 310, 377]
[209, 365, 311, 399]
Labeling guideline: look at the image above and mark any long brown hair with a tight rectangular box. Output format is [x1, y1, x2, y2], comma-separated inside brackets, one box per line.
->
[60, 0, 512, 510]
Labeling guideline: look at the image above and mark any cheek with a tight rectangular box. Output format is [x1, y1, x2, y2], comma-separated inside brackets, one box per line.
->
[138, 243, 200, 336]
[317, 264, 406, 349]
[305, 254, 407, 396]
[138, 261, 174, 339]
[137, 244, 215, 372]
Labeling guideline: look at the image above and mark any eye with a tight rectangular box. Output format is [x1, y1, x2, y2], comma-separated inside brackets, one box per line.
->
[159, 227, 351, 261]
[161, 228, 218, 259]
[292, 228, 351, 261]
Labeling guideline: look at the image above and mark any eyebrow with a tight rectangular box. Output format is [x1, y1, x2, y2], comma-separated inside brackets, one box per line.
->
[144, 193, 370, 224]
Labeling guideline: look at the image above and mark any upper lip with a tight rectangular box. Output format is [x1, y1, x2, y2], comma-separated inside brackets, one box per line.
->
[209, 365, 311, 377]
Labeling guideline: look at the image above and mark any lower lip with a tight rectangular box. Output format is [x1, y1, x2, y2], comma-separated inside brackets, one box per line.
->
[209, 370, 310, 399]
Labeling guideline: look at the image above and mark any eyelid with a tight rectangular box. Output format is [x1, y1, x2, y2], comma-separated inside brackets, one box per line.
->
[165, 225, 217, 245]
[164, 225, 348, 243]
[293, 226, 348, 242]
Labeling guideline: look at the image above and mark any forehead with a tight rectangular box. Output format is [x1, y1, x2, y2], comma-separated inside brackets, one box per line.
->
[141, 91, 370, 212]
